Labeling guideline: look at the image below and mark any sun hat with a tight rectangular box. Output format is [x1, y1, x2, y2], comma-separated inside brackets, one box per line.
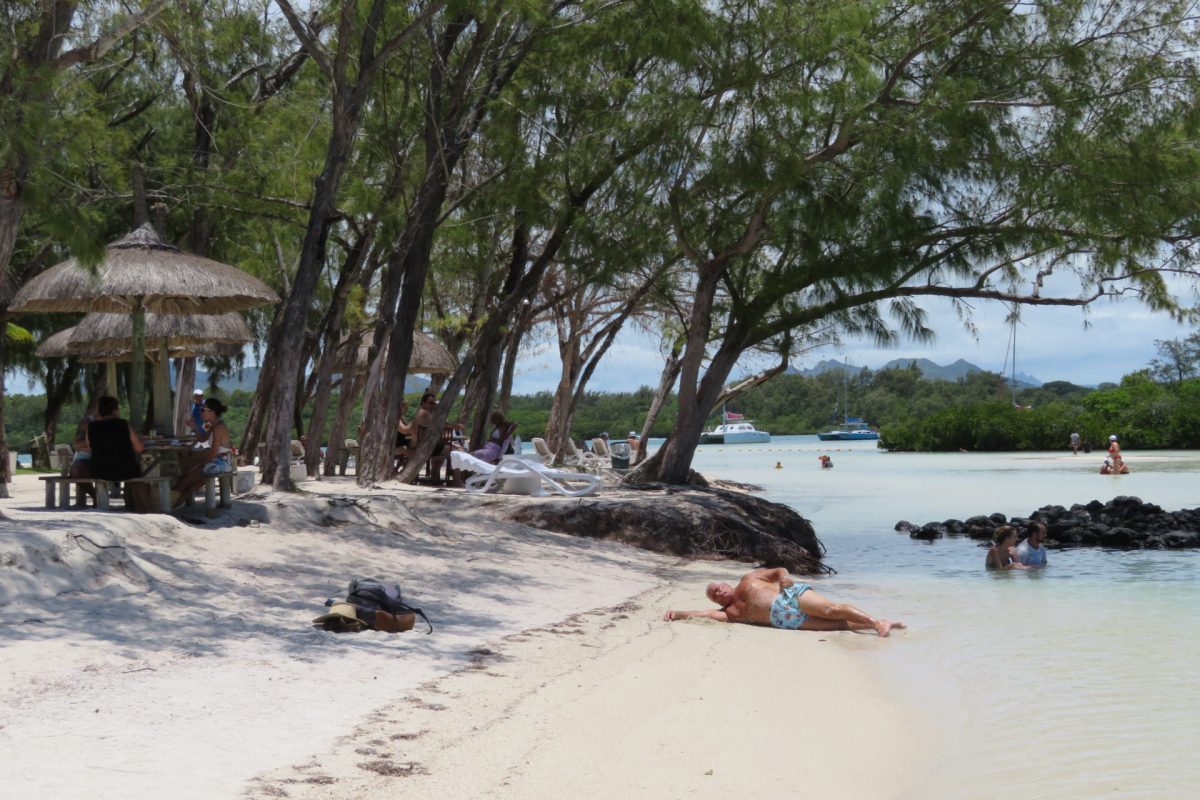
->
[1109, 434, 1118, 441]
[312, 602, 368, 632]
[193, 389, 204, 396]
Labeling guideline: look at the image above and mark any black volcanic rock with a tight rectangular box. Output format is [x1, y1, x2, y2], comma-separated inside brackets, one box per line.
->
[899, 497, 1200, 550]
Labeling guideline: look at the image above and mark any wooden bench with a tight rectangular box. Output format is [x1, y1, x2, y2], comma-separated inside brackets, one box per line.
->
[39, 475, 173, 513]
[182, 473, 234, 518]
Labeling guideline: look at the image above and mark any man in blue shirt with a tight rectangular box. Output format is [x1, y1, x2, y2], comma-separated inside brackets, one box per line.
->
[190, 389, 206, 435]
[1015, 521, 1048, 567]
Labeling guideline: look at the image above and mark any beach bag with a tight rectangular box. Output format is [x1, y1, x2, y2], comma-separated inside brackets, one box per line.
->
[345, 577, 433, 634]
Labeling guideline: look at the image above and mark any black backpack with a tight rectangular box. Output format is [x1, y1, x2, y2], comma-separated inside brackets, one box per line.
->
[345, 577, 433, 634]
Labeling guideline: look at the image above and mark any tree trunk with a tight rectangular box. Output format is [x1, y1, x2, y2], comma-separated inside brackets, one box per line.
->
[461, 338, 503, 448]
[357, 193, 447, 485]
[544, 341, 583, 465]
[237, 307, 284, 467]
[322, 343, 363, 476]
[633, 344, 682, 466]
[174, 357, 197, 434]
[497, 302, 532, 412]
[653, 246, 725, 484]
[0, 313, 10, 495]
[656, 340, 744, 484]
[260, 119, 358, 488]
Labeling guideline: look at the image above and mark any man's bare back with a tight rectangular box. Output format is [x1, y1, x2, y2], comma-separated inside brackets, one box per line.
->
[717, 569, 789, 624]
[664, 567, 904, 637]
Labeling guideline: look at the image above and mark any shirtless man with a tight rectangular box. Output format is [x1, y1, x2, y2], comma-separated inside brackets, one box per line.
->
[663, 567, 904, 637]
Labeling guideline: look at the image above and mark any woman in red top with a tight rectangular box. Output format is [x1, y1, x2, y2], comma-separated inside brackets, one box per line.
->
[1107, 434, 1129, 474]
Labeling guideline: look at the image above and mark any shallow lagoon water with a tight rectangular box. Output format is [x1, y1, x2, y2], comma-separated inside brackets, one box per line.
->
[684, 436, 1200, 799]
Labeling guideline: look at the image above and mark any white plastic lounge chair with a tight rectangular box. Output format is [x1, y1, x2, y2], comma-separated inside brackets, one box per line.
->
[450, 450, 499, 474]
[564, 437, 607, 471]
[591, 437, 612, 458]
[459, 455, 601, 497]
[530, 437, 555, 464]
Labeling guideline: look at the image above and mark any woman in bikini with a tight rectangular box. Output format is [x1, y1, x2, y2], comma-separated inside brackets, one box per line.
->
[471, 412, 518, 464]
[173, 397, 233, 505]
[986, 525, 1027, 570]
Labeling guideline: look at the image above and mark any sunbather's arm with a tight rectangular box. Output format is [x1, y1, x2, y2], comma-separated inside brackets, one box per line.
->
[663, 609, 729, 622]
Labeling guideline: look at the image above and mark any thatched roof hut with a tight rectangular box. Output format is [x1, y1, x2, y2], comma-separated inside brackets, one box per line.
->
[10, 225, 278, 315]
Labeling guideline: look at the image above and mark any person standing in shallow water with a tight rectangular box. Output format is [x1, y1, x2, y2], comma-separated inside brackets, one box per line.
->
[1070, 432, 1081, 454]
[986, 525, 1027, 570]
[1107, 434, 1128, 473]
[1015, 521, 1048, 567]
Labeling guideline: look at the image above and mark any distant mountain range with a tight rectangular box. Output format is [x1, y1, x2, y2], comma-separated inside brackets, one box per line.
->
[788, 358, 1043, 388]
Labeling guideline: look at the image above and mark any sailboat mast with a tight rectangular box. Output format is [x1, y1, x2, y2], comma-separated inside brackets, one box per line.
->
[843, 367, 848, 424]
[1011, 318, 1017, 406]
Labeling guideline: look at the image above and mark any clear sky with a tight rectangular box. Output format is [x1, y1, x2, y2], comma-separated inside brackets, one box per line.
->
[511, 291, 1200, 394]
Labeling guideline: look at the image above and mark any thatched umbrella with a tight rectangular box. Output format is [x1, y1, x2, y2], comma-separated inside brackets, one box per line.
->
[338, 329, 456, 376]
[71, 311, 253, 349]
[39, 321, 246, 402]
[38, 324, 245, 400]
[68, 311, 253, 429]
[11, 224, 277, 431]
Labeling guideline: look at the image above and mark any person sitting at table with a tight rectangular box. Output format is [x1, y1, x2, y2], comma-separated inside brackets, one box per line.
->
[409, 391, 462, 478]
[173, 397, 233, 506]
[86, 395, 154, 512]
[67, 399, 99, 502]
[394, 399, 415, 470]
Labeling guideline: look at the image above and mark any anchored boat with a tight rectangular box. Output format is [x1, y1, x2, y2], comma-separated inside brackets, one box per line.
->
[817, 418, 879, 441]
[699, 415, 771, 445]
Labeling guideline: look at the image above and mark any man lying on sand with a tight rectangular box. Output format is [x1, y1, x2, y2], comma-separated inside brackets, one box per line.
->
[664, 567, 904, 637]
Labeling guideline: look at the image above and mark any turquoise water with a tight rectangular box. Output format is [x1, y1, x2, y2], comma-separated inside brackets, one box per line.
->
[684, 435, 1200, 799]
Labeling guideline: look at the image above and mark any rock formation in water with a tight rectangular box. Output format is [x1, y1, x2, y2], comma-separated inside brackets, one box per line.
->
[895, 495, 1200, 549]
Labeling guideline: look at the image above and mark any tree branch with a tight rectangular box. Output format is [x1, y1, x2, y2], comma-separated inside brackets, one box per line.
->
[54, 0, 171, 70]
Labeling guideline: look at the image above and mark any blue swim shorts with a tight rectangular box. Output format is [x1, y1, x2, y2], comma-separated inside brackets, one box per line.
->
[769, 583, 812, 629]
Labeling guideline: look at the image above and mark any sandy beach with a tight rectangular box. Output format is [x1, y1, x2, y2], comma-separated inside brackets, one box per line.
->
[0, 473, 924, 799]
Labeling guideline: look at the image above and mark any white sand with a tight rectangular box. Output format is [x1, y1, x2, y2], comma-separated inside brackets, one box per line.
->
[0, 473, 926, 798]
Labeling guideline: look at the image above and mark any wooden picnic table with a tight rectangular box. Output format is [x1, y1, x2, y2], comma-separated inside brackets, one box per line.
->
[140, 440, 207, 478]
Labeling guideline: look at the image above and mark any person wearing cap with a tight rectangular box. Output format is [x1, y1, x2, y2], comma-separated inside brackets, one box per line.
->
[627, 430, 640, 453]
[189, 389, 206, 435]
[1107, 434, 1128, 474]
